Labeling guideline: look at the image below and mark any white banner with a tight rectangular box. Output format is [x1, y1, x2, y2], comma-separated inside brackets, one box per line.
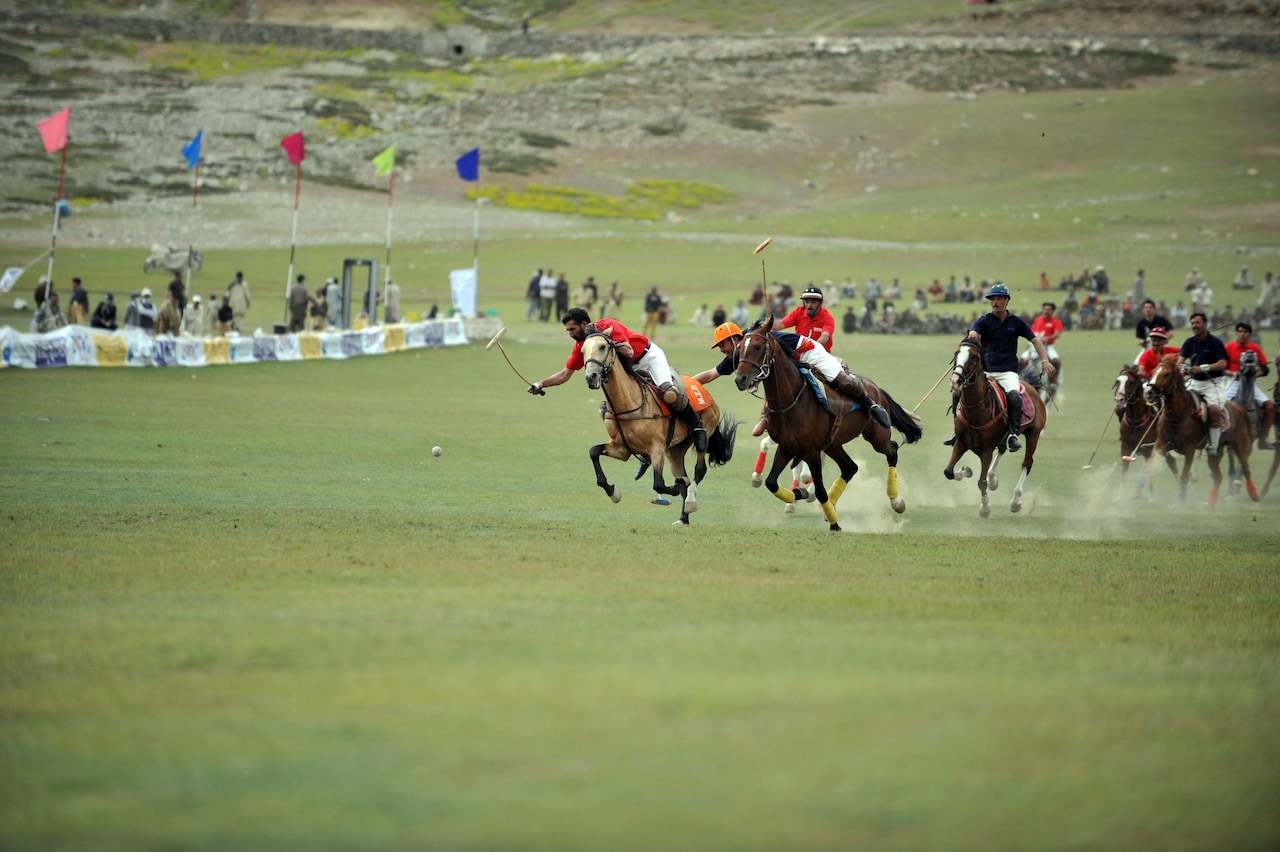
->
[450, 267, 477, 318]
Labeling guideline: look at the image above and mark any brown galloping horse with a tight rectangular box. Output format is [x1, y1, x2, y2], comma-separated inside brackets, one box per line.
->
[943, 338, 1047, 518]
[581, 331, 738, 524]
[1114, 364, 1178, 492]
[732, 315, 922, 530]
[1264, 379, 1280, 497]
[1145, 353, 1257, 506]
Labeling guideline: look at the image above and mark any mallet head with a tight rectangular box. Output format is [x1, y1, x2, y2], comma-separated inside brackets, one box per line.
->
[485, 326, 508, 351]
[753, 237, 773, 256]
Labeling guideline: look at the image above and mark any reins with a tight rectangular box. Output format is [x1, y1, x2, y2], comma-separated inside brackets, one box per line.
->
[740, 328, 806, 415]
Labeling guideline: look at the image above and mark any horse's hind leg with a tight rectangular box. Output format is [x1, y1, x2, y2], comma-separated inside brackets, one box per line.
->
[1009, 440, 1038, 513]
[670, 451, 697, 516]
[976, 451, 994, 518]
[589, 443, 623, 503]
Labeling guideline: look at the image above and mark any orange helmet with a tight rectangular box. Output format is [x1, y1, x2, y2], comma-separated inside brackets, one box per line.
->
[711, 322, 743, 348]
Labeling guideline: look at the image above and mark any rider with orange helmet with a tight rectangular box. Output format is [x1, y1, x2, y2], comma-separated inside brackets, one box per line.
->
[693, 321, 890, 429]
[778, 286, 835, 351]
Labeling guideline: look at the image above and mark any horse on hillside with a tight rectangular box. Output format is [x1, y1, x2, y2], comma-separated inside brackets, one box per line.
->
[732, 315, 922, 531]
[581, 330, 738, 524]
[944, 338, 1047, 517]
[1145, 353, 1257, 506]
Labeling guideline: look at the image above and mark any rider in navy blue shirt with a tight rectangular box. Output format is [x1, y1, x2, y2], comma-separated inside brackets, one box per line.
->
[959, 282, 1055, 451]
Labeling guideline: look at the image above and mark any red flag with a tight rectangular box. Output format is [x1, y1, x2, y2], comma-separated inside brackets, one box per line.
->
[37, 107, 70, 154]
[280, 132, 305, 165]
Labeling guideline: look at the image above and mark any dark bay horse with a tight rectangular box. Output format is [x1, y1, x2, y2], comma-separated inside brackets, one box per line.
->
[1145, 354, 1257, 506]
[944, 338, 1047, 517]
[1115, 364, 1178, 493]
[732, 315, 922, 530]
[581, 331, 738, 524]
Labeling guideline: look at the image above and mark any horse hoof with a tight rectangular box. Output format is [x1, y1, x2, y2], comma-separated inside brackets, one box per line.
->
[961, 466, 973, 479]
[609, 486, 621, 504]
[683, 498, 698, 513]
[1247, 480, 1260, 501]
[751, 473, 762, 487]
[804, 489, 817, 503]
[988, 474, 999, 491]
[891, 498, 906, 514]
[829, 523, 841, 531]
[979, 505, 991, 519]
[672, 518, 689, 526]
[1011, 501, 1022, 513]
[783, 503, 794, 514]
[944, 468, 955, 481]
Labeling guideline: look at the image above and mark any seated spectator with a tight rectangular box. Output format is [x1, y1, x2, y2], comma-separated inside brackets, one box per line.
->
[91, 293, 118, 330]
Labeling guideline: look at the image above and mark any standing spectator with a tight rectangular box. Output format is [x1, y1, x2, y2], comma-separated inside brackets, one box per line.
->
[325, 277, 342, 328]
[157, 290, 183, 336]
[311, 286, 328, 331]
[642, 285, 663, 338]
[1092, 265, 1109, 295]
[573, 277, 596, 311]
[182, 294, 205, 337]
[123, 291, 141, 330]
[206, 293, 220, 336]
[554, 271, 570, 319]
[525, 269, 542, 322]
[863, 276, 881, 311]
[602, 280, 624, 319]
[216, 296, 233, 335]
[1132, 268, 1146, 306]
[1177, 312, 1230, 455]
[91, 293, 118, 330]
[34, 292, 67, 332]
[68, 277, 90, 325]
[384, 279, 401, 324]
[1256, 270, 1276, 316]
[539, 268, 556, 322]
[729, 299, 749, 328]
[779, 286, 835, 351]
[226, 271, 251, 332]
[137, 288, 159, 335]
[843, 305, 857, 334]
[288, 274, 309, 332]
[168, 271, 186, 313]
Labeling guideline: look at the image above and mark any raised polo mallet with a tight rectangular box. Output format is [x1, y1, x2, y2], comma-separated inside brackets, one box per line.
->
[485, 326, 544, 395]
[753, 237, 773, 291]
[1081, 408, 1116, 470]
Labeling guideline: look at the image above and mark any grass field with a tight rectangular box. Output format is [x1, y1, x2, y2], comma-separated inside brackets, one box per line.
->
[3, 15, 1280, 847]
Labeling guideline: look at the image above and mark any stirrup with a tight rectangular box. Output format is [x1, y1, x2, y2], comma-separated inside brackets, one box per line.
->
[943, 435, 956, 447]
[1006, 433, 1022, 452]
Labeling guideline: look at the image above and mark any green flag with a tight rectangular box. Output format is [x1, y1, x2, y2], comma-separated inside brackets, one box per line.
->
[372, 145, 396, 177]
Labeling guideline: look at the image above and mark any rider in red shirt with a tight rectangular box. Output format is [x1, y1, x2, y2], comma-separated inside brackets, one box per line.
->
[1136, 327, 1181, 380]
[1223, 320, 1274, 448]
[779, 286, 835, 352]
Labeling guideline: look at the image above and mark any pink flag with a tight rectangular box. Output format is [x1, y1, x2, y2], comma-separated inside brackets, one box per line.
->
[37, 107, 70, 154]
[280, 132, 305, 165]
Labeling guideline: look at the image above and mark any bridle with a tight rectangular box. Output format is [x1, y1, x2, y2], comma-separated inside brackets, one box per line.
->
[582, 331, 616, 382]
[737, 328, 806, 415]
[1115, 366, 1155, 425]
[952, 338, 1002, 424]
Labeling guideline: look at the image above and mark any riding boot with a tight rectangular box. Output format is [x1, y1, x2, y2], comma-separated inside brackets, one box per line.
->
[676, 396, 708, 453]
[1261, 401, 1275, 450]
[1207, 426, 1221, 456]
[1005, 390, 1023, 452]
[831, 371, 891, 429]
[943, 390, 960, 446]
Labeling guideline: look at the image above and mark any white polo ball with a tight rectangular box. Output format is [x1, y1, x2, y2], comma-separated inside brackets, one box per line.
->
[432, 446, 443, 457]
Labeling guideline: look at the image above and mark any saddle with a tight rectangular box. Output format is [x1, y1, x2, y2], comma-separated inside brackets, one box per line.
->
[992, 382, 1035, 428]
[1187, 388, 1229, 429]
[799, 368, 862, 417]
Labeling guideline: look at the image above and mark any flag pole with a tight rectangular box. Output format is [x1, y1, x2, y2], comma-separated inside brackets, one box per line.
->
[383, 170, 394, 323]
[185, 159, 200, 321]
[43, 145, 67, 304]
[284, 160, 301, 325]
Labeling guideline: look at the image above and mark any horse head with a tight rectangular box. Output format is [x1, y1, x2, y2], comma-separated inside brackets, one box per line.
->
[734, 314, 776, 393]
[1145, 353, 1183, 405]
[1115, 364, 1144, 413]
[580, 331, 615, 391]
[951, 337, 984, 392]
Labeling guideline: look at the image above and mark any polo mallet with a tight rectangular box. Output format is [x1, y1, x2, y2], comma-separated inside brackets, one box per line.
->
[753, 237, 772, 292]
[485, 326, 544, 395]
[1122, 411, 1160, 463]
[1081, 408, 1116, 470]
[909, 365, 953, 423]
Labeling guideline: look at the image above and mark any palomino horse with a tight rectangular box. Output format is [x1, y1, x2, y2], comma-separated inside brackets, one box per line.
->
[944, 338, 1047, 517]
[580, 331, 738, 524]
[732, 316, 923, 531]
[1145, 353, 1257, 506]
[1114, 364, 1179, 493]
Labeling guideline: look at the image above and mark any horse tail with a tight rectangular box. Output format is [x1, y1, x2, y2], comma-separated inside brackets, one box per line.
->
[707, 412, 741, 466]
[883, 390, 924, 444]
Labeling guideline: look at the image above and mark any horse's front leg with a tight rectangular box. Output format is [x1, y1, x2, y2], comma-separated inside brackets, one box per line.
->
[1204, 452, 1223, 509]
[943, 435, 967, 481]
[976, 450, 995, 518]
[987, 445, 1006, 492]
[668, 447, 696, 517]
[764, 447, 799, 507]
[799, 453, 840, 531]
[752, 435, 775, 487]
[589, 442, 626, 503]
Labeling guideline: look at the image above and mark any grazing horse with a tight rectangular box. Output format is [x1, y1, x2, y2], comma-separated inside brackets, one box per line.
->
[1145, 354, 1257, 506]
[944, 338, 1047, 517]
[1114, 364, 1178, 491]
[732, 316, 922, 530]
[581, 331, 737, 524]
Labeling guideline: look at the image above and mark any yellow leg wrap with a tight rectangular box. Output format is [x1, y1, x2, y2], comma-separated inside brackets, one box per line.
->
[821, 501, 838, 525]
[886, 466, 900, 500]
[828, 478, 847, 504]
[773, 486, 796, 504]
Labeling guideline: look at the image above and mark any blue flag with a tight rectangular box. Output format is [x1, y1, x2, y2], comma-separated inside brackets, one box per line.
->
[182, 130, 202, 169]
[455, 147, 479, 182]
